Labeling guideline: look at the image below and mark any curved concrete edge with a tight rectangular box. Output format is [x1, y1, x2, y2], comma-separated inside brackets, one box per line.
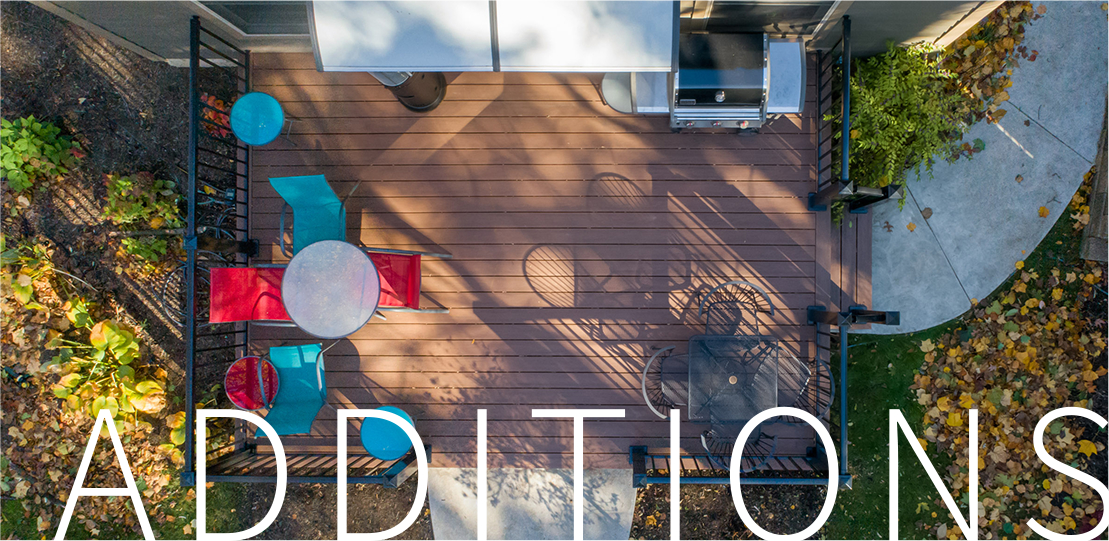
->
[428, 468, 635, 540]
[860, 1, 1106, 335]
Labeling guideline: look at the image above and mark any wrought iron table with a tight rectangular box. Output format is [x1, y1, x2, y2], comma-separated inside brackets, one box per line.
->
[687, 334, 779, 424]
[281, 240, 380, 339]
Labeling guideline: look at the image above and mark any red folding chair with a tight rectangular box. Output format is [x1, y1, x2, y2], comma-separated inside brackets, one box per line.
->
[364, 247, 451, 314]
[209, 267, 295, 325]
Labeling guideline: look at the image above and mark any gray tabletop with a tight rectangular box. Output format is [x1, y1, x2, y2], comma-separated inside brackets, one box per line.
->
[687, 334, 778, 424]
[281, 240, 380, 339]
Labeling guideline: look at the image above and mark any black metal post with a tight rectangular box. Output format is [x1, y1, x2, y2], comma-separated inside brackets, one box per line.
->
[840, 16, 851, 185]
[182, 15, 200, 487]
[839, 320, 850, 488]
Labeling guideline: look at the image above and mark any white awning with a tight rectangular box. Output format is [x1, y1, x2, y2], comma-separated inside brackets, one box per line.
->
[310, 1, 494, 72]
[310, 1, 674, 73]
[495, 2, 674, 72]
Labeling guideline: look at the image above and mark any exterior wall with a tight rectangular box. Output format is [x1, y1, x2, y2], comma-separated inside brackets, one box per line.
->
[33, 0, 1003, 65]
[811, 1, 1005, 56]
[32, 1, 310, 64]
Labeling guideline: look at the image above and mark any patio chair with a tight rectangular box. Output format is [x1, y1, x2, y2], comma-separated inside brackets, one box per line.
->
[640, 346, 688, 419]
[209, 267, 295, 326]
[268, 175, 361, 257]
[698, 280, 776, 337]
[364, 247, 452, 314]
[257, 343, 335, 436]
[701, 425, 777, 473]
[778, 356, 834, 424]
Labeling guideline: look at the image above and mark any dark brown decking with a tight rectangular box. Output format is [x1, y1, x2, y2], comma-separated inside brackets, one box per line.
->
[247, 53, 843, 470]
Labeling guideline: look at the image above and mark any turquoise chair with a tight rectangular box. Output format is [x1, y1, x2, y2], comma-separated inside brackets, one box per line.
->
[269, 175, 361, 257]
[257, 343, 330, 436]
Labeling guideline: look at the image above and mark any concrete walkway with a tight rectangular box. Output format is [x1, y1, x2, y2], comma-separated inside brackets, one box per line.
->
[864, 1, 1107, 334]
[428, 468, 635, 540]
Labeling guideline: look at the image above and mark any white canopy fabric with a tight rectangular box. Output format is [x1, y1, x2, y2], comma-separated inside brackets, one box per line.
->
[495, 2, 674, 72]
[310, 1, 674, 73]
[310, 1, 494, 71]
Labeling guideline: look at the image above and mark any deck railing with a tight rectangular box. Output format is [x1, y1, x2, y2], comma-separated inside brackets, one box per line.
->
[181, 16, 419, 487]
[629, 447, 832, 488]
[808, 16, 900, 213]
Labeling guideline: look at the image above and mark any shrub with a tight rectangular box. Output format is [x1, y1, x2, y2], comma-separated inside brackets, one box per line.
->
[0, 116, 83, 193]
[105, 172, 183, 228]
[833, 41, 973, 189]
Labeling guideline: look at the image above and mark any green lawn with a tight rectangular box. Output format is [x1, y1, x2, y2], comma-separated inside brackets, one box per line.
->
[822, 323, 961, 539]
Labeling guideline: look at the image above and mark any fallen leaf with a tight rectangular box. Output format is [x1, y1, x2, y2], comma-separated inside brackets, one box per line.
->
[1037, 4, 1046, 14]
[1015, 260, 1025, 270]
[921, 339, 936, 353]
[1078, 440, 1098, 457]
[938, 395, 952, 411]
[1015, 174, 1023, 183]
[907, 222, 917, 232]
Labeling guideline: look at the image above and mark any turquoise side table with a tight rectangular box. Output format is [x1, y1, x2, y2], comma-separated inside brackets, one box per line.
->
[230, 92, 284, 145]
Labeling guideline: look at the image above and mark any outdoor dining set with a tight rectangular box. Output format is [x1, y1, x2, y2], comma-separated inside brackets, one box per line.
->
[213, 91, 831, 469]
[211, 92, 448, 461]
[640, 280, 834, 473]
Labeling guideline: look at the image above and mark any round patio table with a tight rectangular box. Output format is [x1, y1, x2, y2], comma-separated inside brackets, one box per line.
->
[224, 356, 279, 411]
[281, 240, 380, 339]
[360, 406, 415, 461]
[230, 92, 284, 145]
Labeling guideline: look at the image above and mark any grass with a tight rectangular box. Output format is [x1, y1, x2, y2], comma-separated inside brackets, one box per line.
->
[822, 322, 960, 539]
[0, 479, 243, 539]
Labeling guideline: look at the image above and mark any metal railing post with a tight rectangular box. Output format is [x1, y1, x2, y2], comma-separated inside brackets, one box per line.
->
[840, 16, 851, 186]
[182, 15, 200, 487]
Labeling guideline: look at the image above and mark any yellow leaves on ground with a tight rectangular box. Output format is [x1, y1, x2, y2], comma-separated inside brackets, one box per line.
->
[1077, 440, 1098, 457]
[946, 412, 963, 427]
[943, 1, 1039, 124]
[958, 394, 975, 409]
[920, 339, 936, 353]
[937, 395, 952, 411]
[1038, 206, 1050, 218]
[907, 222, 917, 232]
[644, 515, 658, 527]
[1015, 260, 1025, 269]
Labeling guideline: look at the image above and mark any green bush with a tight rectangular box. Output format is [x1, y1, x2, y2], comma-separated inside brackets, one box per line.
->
[0, 116, 82, 193]
[833, 41, 973, 188]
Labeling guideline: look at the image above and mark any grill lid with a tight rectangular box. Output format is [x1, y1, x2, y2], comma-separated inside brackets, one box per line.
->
[676, 33, 765, 106]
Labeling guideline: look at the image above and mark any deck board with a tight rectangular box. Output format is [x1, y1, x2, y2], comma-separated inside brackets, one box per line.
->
[248, 55, 826, 469]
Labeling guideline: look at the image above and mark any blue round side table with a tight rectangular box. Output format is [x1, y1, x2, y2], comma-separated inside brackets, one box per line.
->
[360, 406, 415, 461]
[230, 92, 284, 146]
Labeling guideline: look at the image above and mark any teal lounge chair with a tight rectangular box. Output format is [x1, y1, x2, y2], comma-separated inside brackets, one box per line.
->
[257, 343, 331, 436]
[269, 175, 361, 257]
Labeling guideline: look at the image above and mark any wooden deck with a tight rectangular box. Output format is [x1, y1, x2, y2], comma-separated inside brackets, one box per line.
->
[246, 52, 843, 470]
